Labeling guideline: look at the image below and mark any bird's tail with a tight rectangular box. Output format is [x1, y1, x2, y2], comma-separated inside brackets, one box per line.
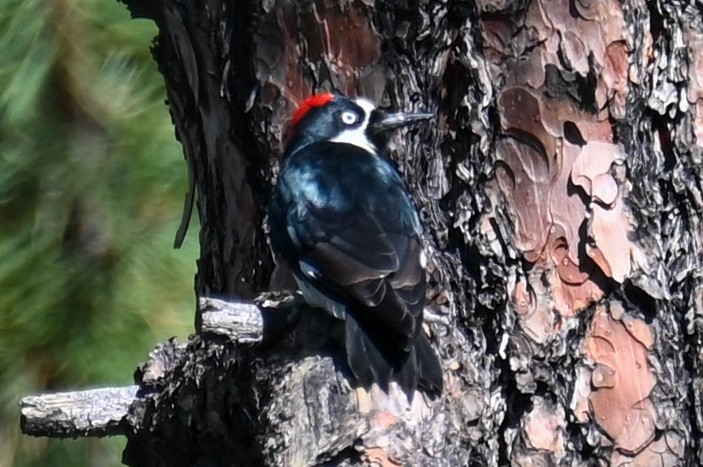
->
[344, 313, 443, 400]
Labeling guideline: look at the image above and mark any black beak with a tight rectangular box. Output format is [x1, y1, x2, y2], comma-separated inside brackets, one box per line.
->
[368, 110, 433, 134]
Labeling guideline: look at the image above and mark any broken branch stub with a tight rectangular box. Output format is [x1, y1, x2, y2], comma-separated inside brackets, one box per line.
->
[19, 297, 280, 440]
[20, 386, 139, 438]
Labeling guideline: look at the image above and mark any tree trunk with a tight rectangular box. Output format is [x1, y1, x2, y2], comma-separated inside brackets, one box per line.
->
[26, 0, 703, 465]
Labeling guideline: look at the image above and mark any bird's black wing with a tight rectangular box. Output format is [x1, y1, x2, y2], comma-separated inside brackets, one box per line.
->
[271, 142, 426, 352]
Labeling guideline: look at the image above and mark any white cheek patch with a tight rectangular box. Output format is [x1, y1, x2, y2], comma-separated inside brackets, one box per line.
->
[330, 127, 376, 154]
[330, 97, 377, 154]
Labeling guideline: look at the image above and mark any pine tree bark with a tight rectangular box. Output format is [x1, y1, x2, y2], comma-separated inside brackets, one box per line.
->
[110, 0, 702, 465]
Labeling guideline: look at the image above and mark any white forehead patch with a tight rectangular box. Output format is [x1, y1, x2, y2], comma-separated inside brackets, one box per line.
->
[354, 98, 376, 115]
[330, 97, 378, 154]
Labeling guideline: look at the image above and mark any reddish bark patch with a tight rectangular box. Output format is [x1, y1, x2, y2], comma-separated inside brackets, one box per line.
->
[311, 0, 380, 74]
[582, 304, 657, 455]
[483, 0, 649, 327]
[494, 137, 552, 263]
[610, 433, 685, 466]
[513, 276, 554, 343]
[362, 447, 402, 467]
[521, 397, 565, 462]
[571, 141, 621, 207]
[599, 41, 629, 116]
[589, 200, 639, 283]
[494, 87, 618, 321]
[257, 1, 381, 144]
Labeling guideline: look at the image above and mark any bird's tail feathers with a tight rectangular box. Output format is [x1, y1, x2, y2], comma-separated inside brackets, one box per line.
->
[345, 313, 393, 390]
[412, 331, 443, 396]
[344, 313, 443, 400]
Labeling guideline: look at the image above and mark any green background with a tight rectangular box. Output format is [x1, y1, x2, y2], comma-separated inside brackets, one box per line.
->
[0, 0, 198, 465]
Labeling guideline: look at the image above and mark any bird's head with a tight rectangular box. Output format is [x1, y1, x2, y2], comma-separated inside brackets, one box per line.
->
[283, 92, 432, 156]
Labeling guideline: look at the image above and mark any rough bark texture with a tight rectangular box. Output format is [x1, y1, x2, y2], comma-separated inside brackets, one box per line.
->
[20, 386, 139, 437]
[23, 0, 703, 465]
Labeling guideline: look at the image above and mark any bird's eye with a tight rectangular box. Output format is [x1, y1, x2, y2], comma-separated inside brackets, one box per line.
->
[340, 111, 358, 125]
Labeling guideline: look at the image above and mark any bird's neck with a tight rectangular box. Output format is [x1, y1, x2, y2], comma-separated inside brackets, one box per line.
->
[329, 127, 378, 155]
[284, 133, 380, 159]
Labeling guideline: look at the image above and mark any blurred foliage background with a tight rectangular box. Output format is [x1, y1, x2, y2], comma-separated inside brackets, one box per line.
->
[0, 0, 198, 465]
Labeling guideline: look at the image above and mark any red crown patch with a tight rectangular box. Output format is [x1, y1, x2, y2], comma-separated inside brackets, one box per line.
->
[289, 93, 335, 130]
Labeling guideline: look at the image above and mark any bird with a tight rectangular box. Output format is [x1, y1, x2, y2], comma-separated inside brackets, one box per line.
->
[267, 92, 443, 399]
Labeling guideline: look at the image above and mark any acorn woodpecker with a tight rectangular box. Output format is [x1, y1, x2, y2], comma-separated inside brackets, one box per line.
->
[267, 92, 443, 398]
